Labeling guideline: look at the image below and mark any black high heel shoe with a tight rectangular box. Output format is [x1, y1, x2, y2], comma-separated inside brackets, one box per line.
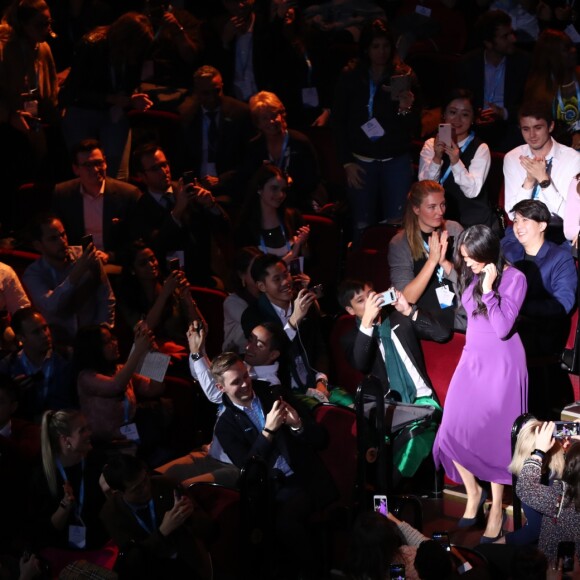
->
[457, 488, 487, 528]
[479, 509, 507, 544]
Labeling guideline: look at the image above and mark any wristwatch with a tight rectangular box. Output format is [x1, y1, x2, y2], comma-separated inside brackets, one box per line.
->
[538, 178, 551, 188]
[190, 352, 203, 361]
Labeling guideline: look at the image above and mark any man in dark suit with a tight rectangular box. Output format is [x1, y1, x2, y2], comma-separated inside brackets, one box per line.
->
[459, 10, 530, 152]
[337, 279, 450, 402]
[129, 143, 230, 287]
[100, 453, 213, 580]
[240, 254, 345, 404]
[181, 65, 254, 193]
[51, 139, 141, 264]
[211, 351, 335, 577]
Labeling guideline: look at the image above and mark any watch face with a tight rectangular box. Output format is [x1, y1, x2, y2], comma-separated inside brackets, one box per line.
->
[539, 179, 551, 188]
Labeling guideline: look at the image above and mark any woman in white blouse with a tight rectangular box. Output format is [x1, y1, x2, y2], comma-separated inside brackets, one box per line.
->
[419, 89, 496, 229]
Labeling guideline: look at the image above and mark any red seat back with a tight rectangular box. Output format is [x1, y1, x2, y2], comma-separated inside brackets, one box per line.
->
[329, 314, 364, 394]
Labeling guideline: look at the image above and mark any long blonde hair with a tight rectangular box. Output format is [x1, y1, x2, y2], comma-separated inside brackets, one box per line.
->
[509, 419, 565, 478]
[403, 180, 446, 261]
[40, 409, 83, 497]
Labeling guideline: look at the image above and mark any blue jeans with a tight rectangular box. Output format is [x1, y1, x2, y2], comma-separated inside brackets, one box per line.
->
[347, 153, 413, 242]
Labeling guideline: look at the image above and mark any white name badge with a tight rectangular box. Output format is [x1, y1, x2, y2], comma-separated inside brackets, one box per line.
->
[69, 524, 86, 549]
[302, 87, 319, 108]
[361, 117, 385, 141]
[120, 422, 141, 442]
[415, 5, 432, 17]
[435, 285, 455, 309]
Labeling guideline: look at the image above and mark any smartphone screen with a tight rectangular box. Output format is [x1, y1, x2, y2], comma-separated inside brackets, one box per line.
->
[373, 495, 388, 517]
[553, 421, 580, 438]
[81, 234, 93, 250]
[389, 564, 405, 580]
[432, 531, 451, 552]
[438, 123, 453, 147]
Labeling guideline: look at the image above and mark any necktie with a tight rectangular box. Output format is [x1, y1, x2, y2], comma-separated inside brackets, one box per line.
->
[206, 110, 218, 163]
[162, 193, 174, 210]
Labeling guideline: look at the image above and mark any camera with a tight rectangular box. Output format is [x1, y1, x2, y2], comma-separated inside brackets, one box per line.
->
[432, 531, 451, 552]
[381, 288, 397, 305]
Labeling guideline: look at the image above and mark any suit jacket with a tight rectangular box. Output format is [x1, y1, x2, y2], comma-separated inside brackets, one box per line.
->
[182, 95, 254, 177]
[241, 293, 328, 390]
[460, 48, 530, 122]
[128, 182, 230, 286]
[100, 476, 211, 576]
[52, 177, 141, 258]
[340, 309, 451, 400]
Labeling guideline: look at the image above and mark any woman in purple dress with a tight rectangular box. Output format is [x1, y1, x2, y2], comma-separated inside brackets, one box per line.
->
[433, 224, 528, 542]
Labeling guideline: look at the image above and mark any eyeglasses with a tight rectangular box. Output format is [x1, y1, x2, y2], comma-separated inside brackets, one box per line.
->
[78, 159, 106, 169]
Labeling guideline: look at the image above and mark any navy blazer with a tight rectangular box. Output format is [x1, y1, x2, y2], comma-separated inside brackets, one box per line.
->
[501, 227, 577, 317]
[52, 177, 141, 256]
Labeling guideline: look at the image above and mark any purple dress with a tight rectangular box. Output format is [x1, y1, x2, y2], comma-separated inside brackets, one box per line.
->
[433, 267, 528, 485]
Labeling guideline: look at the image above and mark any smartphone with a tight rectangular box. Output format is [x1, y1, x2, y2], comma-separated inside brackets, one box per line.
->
[553, 421, 580, 438]
[381, 288, 397, 305]
[310, 284, 324, 299]
[558, 541, 575, 573]
[390, 74, 410, 101]
[389, 564, 405, 580]
[438, 123, 453, 147]
[373, 494, 388, 517]
[81, 234, 93, 250]
[182, 170, 197, 187]
[167, 257, 181, 272]
[432, 531, 451, 552]
[174, 485, 184, 501]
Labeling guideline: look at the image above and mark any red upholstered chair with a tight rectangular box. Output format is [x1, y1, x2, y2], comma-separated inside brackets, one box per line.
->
[189, 286, 228, 358]
[359, 223, 401, 252]
[345, 248, 391, 293]
[329, 314, 364, 394]
[312, 403, 358, 507]
[0, 248, 40, 279]
[186, 482, 241, 578]
[421, 331, 465, 405]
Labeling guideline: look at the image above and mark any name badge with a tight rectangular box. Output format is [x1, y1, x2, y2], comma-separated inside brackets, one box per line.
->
[302, 87, 319, 108]
[435, 285, 455, 309]
[120, 422, 141, 442]
[69, 524, 86, 549]
[361, 117, 385, 141]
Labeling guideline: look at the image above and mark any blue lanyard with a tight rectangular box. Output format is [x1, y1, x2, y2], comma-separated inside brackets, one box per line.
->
[439, 132, 475, 185]
[259, 222, 291, 255]
[555, 81, 580, 123]
[126, 498, 157, 534]
[20, 352, 53, 403]
[269, 131, 290, 170]
[368, 77, 379, 120]
[422, 241, 444, 283]
[56, 458, 85, 518]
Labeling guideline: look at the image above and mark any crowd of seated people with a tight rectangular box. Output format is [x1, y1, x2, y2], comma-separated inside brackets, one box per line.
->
[2, 0, 580, 577]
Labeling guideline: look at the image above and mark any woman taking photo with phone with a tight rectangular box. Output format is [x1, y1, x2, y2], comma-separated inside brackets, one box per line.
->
[433, 224, 528, 543]
[419, 89, 495, 229]
[332, 17, 419, 243]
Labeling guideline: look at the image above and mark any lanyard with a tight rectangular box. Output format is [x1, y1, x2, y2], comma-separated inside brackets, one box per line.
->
[20, 352, 53, 402]
[56, 458, 85, 518]
[303, 51, 313, 87]
[422, 241, 444, 283]
[269, 131, 290, 170]
[127, 498, 157, 534]
[259, 222, 291, 255]
[555, 81, 580, 123]
[439, 132, 475, 185]
[123, 394, 131, 424]
[368, 77, 380, 120]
